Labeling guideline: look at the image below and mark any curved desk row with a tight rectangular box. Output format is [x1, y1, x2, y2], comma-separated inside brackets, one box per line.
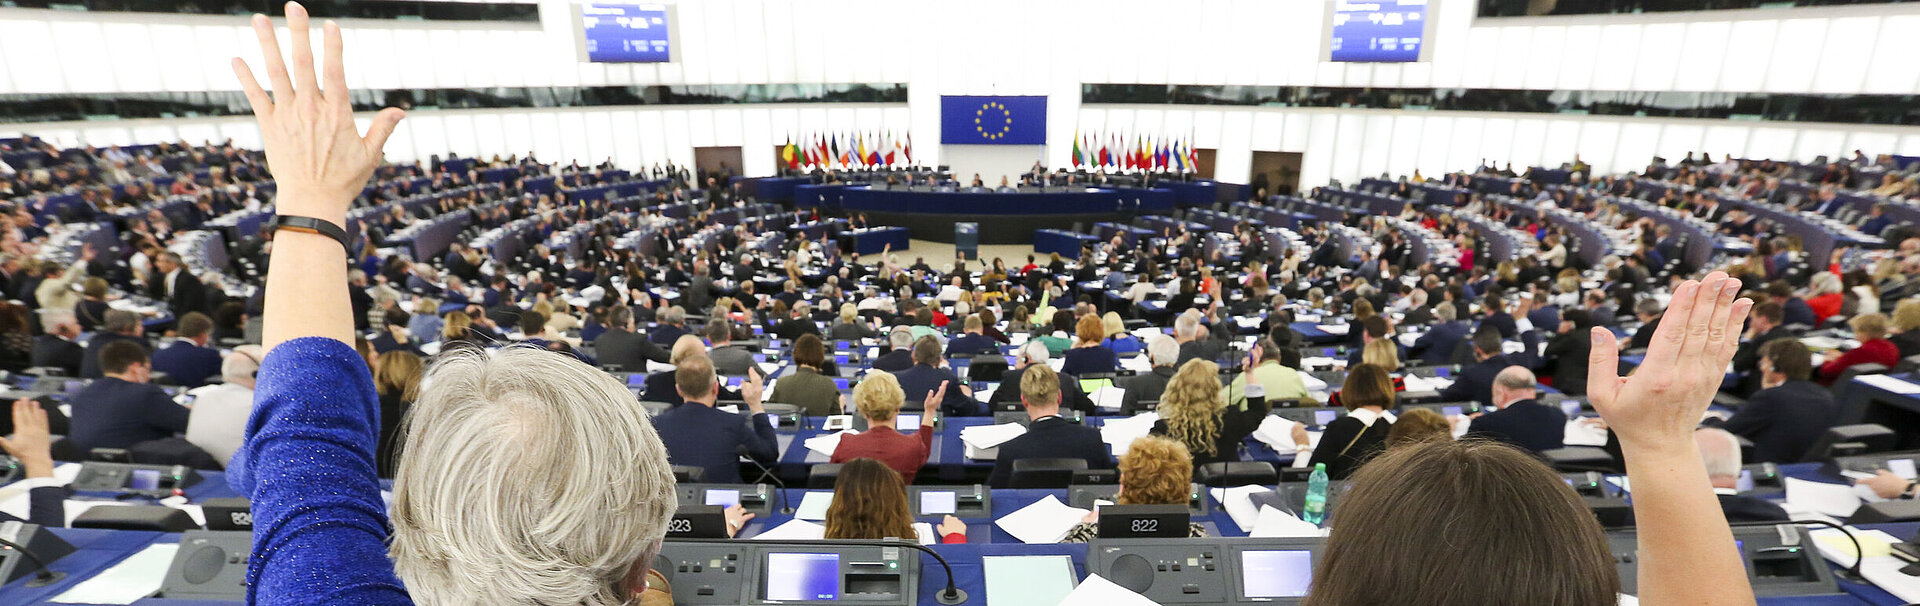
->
[791, 184, 1178, 244]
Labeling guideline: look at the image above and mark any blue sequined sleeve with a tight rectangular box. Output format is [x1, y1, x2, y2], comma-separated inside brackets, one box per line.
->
[228, 337, 412, 605]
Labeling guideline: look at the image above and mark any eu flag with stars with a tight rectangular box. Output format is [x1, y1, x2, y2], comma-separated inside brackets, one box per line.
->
[940, 96, 1047, 145]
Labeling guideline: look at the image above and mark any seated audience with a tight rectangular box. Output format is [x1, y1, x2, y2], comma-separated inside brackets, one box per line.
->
[593, 306, 671, 372]
[1438, 327, 1511, 407]
[1226, 336, 1311, 405]
[1061, 314, 1118, 375]
[1294, 363, 1395, 480]
[894, 336, 975, 416]
[1120, 335, 1179, 414]
[1062, 436, 1207, 542]
[1465, 366, 1566, 455]
[81, 309, 146, 379]
[152, 312, 223, 388]
[1101, 312, 1142, 355]
[831, 372, 937, 482]
[705, 320, 756, 376]
[1708, 339, 1836, 463]
[1891, 298, 1920, 358]
[767, 334, 843, 416]
[946, 314, 998, 356]
[987, 364, 1111, 488]
[69, 340, 187, 451]
[374, 351, 423, 479]
[184, 345, 264, 467]
[1732, 301, 1792, 396]
[990, 341, 1093, 413]
[651, 355, 776, 484]
[1696, 427, 1788, 523]
[871, 327, 916, 372]
[824, 458, 966, 543]
[1540, 309, 1593, 395]
[31, 316, 84, 377]
[1152, 357, 1272, 470]
[1409, 302, 1469, 365]
[1386, 407, 1452, 446]
[828, 303, 879, 340]
[1818, 312, 1899, 385]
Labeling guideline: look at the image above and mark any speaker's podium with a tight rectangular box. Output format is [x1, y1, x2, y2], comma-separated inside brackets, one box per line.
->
[955, 222, 978, 261]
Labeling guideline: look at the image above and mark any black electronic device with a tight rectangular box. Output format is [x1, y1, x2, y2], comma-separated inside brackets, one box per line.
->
[201, 497, 253, 531]
[0, 522, 75, 586]
[1270, 407, 1347, 429]
[1070, 482, 1209, 516]
[1849, 500, 1920, 523]
[669, 505, 731, 539]
[1608, 526, 1840, 598]
[655, 540, 924, 605]
[1824, 450, 1920, 480]
[1086, 537, 1323, 604]
[72, 505, 198, 532]
[70, 462, 202, 495]
[159, 530, 252, 600]
[1096, 504, 1191, 539]
[1584, 496, 1634, 528]
[1563, 472, 1612, 498]
[0, 456, 19, 485]
[1397, 402, 1480, 418]
[992, 410, 1083, 426]
[679, 483, 776, 517]
[1249, 482, 1348, 523]
[908, 485, 990, 519]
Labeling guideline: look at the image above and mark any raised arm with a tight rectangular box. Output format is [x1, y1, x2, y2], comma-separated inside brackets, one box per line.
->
[1587, 271, 1754, 606]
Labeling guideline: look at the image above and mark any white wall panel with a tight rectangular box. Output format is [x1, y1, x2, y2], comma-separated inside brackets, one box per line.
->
[1863, 16, 1920, 95]
[1553, 25, 1602, 91]
[1745, 127, 1797, 161]
[1611, 122, 1659, 176]
[1719, 20, 1777, 92]
[1479, 118, 1515, 170]
[1250, 114, 1284, 152]
[1630, 23, 1684, 91]
[103, 23, 162, 93]
[1445, 116, 1484, 177]
[1522, 25, 1565, 91]
[1489, 27, 1530, 90]
[1674, 21, 1731, 92]
[1702, 125, 1750, 160]
[1386, 115, 1423, 178]
[1763, 19, 1824, 93]
[1298, 113, 1338, 189]
[1416, 117, 1453, 178]
[1509, 119, 1548, 169]
[1356, 114, 1392, 179]
[1794, 129, 1847, 162]
[1330, 113, 1366, 183]
[1812, 17, 1877, 94]
[0, 20, 63, 92]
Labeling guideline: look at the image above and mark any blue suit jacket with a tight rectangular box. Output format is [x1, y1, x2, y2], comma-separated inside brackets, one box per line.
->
[69, 377, 190, 451]
[893, 363, 978, 417]
[1465, 399, 1566, 455]
[1711, 380, 1837, 463]
[986, 417, 1111, 488]
[651, 402, 779, 484]
[1439, 354, 1511, 407]
[152, 340, 224, 388]
[1411, 321, 1470, 366]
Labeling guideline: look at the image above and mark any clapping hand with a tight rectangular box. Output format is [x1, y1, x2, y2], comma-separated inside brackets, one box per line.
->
[1586, 271, 1751, 454]
[231, 2, 404, 223]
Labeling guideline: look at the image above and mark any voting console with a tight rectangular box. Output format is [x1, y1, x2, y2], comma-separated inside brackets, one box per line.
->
[1086, 537, 1324, 604]
[653, 540, 922, 605]
[1609, 526, 1840, 598]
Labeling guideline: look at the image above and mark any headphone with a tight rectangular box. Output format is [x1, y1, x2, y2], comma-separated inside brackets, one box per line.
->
[232, 348, 263, 379]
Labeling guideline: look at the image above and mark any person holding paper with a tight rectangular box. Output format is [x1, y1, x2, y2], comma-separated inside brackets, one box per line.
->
[1306, 271, 1757, 606]
[1061, 436, 1206, 542]
[1226, 336, 1311, 406]
[832, 372, 938, 483]
[1154, 356, 1273, 470]
[987, 364, 1112, 488]
[825, 459, 966, 544]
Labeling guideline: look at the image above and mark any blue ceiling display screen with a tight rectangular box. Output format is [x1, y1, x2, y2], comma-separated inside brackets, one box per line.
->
[1329, 0, 1429, 63]
[582, 3, 672, 63]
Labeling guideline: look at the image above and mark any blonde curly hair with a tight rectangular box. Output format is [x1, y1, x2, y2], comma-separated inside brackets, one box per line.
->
[1158, 359, 1225, 457]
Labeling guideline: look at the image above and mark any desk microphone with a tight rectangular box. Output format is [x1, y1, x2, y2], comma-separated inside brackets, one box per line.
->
[735, 446, 792, 515]
[0, 536, 65, 587]
[1728, 519, 1863, 582]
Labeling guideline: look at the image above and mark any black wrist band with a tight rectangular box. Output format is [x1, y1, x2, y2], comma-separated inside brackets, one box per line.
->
[272, 215, 351, 250]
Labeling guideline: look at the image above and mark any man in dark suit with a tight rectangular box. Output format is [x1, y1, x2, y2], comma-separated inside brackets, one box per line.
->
[1625, 298, 1664, 351]
[1120, 336, 1180, 415]
[990, 342, 1094, 413]
[68, 340, 188, 451]
[148, 252, 210, 318]
[1540, 309, 1593, 396]
[1706, 340, 1836, 463]
[771, 301, 821, 341]
[1465, 366, 1565, 455]
[649, 306, 690, 347]
[650, 356, 777, 484]
[945, 315, 998, 357]
[369, 311, 422, 355]
[31, 319, 84, 377]
[986, 364, 1111, 488]
[705, 320, 757, 376]
[592, 306, 671, 372]
[348, 270, 374, 332]
[1410, 304, 1471, 366]
[892, 336, 978, 417]
[1344, 317, 1394, 368]
[150, 312, 223, 388]
[82, 310, 149, 379]
[1697, 427, 1788, 523]
[1731, 302, 1792, 397]
[870, 327, 917, 373]
[1480, 298, 1518, 340]
[1438, 328, 1509, 408]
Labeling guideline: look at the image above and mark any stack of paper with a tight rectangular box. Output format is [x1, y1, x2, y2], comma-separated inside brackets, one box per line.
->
[1300, 374, 1329, 392]
[1251, 416, 1319, 454]
[645, 360, 676, 374]
[1210, 485, 1272, 532]
[1563, 419, 1609, 447]
[803, 430, 857, 458]
[1858, 374, 1920, 395]
[1300, 356, 1337, 370]
[49, 543, 177, 605]
[1249, 505, 1325, 538]
[1118, 355, 1154, 373]
[1316, 324, 1351, 336]
[1400, 374, 1438, 393]
[1785, 477, 1862, 518]
[960, 423, 1029, 460]
[1090, 386, 1126, 411]
[993, 495, 1090, 544]
[983, 556, 1079, 606]
[1058, 574, 1158, 606]
[793, 492, 835, 521]
[1100, 413, 1160, 456]
[1809, 528, 1920, 604]
[753, 519, 826, 540]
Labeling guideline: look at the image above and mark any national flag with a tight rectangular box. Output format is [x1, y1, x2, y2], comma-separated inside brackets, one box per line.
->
[816, 134, 828, 167]
[830, 135, 841, 167]
[780, 136, 797, 169]
[884, 132, 898, 166]
[903, 132, 913, 165]
[1187, 140, 1198, 172]
[857, 133, 869, 167]
[1071, 129, 1083, 168]
[1097, 137, 1110, 168]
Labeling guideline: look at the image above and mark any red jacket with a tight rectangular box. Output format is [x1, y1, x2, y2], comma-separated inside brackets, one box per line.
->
[1806, 293, 1844, 323]
[830, 424, 934, 484]
[1819, 338, 1900, 385]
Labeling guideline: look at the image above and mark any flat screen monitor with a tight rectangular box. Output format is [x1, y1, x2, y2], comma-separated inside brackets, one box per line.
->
[579, 3, 673, 63]
[1240, 550, 1313, 599]
[1079, 378, 1114, 393]
[1441, 405, 1462, 417]
[705, 489, 741, 508]
[130, 469, 161, 491]
[764, 553, 841, 601]
[1313, 409, 1339, 427]
[1325, 0, 1435, 63]
[897, 413, 922, 429]
[920, 490, 957, 515]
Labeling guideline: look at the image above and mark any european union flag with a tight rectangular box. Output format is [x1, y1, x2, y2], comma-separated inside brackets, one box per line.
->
[941, 96, 1047, 145]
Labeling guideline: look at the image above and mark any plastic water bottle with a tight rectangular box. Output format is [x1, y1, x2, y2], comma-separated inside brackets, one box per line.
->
[1303, 463, 1329, 526]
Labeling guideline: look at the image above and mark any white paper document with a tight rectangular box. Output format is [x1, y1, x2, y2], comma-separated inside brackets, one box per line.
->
[802, 430, 857, 457]
[1315, 324, 1350, 336]
[993, 495, 1089, 544]
[983, 555, 1079, 606]
[793, 492, 835, 521]
[1251, 416, 1320, 455]
[1563, 419, 1610, 447]
[1058, 573, 1161, 606]
[1100, 413, 1160, 456]
[752, 519, 826, 541]
[50, 543, 178, 604]
[1784, 477, 1862, 518]
[1249, 505, 1325, 538]
[1090, 386, 1126, 410]
[1856, 373, 1920, 395]
[960, 423, 1029, 450]
[1210, 484, 1272, 532]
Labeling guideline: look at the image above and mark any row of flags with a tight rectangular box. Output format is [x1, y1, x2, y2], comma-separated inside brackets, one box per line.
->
[781, 132, 913, 170]
[1071, 131, 1200, 172]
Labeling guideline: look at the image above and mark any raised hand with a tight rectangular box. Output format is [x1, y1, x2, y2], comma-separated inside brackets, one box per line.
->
[231, 2, 404, 223]
[923, 380, 949, 412]
[0, 398, 54, 478]
[1587, 271, 1752, 454]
